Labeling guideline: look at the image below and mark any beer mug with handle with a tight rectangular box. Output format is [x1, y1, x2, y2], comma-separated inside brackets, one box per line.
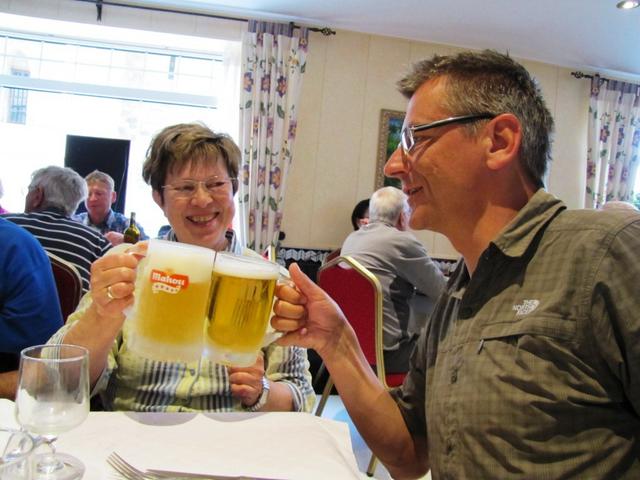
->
[205, 252, 281, 367]
[126, 239, 215, 362]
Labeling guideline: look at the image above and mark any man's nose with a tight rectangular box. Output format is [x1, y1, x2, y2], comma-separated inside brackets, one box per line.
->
[384, 144, 409, 179]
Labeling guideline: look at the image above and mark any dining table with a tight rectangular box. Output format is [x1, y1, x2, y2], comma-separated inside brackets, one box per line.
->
[0, 399, 364, 479]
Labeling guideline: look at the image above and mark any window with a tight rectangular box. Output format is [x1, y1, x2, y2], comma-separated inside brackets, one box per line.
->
[7, 68, 29, 124]
[0, 14, 241, 236]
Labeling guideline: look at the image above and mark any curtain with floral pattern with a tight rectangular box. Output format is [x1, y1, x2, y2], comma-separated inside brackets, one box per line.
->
[585, 75, 640, 209]
[238, 21, 308, 251]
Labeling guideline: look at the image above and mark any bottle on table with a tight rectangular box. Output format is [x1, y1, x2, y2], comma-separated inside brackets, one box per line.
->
[123, 212, 140, 244]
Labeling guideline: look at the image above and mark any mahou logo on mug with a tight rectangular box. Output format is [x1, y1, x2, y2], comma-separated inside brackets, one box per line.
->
[150, 269, 190, 295]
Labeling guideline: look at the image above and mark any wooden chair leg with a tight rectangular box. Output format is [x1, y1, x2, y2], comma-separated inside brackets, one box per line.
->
[314, 377, 334, 416]
[366, 453, 378, 477]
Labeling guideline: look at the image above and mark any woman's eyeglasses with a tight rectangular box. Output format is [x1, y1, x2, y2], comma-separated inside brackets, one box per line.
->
[162, 177, 236, 199]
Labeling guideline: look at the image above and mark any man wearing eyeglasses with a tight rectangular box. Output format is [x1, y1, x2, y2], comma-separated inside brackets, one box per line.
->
[273, 50, 640, 478]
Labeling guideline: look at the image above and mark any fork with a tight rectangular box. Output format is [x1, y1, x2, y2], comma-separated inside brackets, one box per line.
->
[107, 451, 273, 480]
[107, 452, 156, 480]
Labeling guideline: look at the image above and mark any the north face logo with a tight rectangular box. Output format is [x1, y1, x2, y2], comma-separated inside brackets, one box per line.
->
[513, 299, 540, 316]
[150, 269, 189, 294]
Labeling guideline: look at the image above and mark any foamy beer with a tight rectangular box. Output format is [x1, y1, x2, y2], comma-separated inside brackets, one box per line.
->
[205, 252, 280, 367]
[127, 239, 215, 362]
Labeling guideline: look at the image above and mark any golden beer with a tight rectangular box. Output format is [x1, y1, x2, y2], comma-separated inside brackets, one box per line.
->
[205, 253, 279, 365]
[126, 240, 215, 362]
[136, 278, 210, 344]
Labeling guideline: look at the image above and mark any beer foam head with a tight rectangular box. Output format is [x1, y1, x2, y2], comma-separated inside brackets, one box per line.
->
[213, 252, 280, 279]
[147, 239, 215, 283]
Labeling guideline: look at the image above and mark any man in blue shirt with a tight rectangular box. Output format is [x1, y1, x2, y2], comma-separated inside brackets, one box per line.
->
[74, 170, 148, 245]
[0, 217, 63, 398]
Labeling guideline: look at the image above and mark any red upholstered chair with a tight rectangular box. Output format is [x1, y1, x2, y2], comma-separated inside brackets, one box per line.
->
[315, 255, 407, 476]
[47, 252, 83, 323]
[323, 247, 341, 264]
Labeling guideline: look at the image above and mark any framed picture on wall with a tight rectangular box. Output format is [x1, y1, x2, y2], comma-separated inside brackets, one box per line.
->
[375, 109, 404, 190]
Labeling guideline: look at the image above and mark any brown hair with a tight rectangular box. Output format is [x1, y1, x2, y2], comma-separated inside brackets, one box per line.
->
[398, 50, 554, 188]
[85, 170, 115, 190]
[142, 122, 240, 200]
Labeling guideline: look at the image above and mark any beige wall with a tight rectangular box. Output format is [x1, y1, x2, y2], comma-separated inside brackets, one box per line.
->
[284, 29, 590, 256]
[1, 1, 591, 257]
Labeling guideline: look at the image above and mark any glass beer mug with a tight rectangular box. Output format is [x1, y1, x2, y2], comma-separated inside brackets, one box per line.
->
[126, 239, 216, 362]
[205, 252, 280, 367]
[126, 239, 281, 366]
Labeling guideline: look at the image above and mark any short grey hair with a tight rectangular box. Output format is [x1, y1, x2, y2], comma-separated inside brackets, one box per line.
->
[601, 200, 638, 211]
[397, 50, 554, 188]
[85, 170, 115, 190]
[369, 187, 409, 225]
[29, 166, 87, 216]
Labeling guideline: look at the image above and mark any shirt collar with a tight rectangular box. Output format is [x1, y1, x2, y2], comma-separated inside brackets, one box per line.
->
[163, 228, 242, 255]
[491, 188, 566, 258]
[41, 206, 69, 217]
[84, 209, 115, 229]
[102, 209, 117, 229]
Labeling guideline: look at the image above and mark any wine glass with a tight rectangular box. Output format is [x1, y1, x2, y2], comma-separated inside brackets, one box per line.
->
[1, 428, 35, 479]
[14, 344, 89, 480]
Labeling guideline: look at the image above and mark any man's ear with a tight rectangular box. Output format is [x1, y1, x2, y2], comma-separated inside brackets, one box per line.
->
[152, 189, 164, 209]
[111, 190, 117, 205]
[25, 186, 44, 212]
[483, 113, 521, 172]
[32, 186, 44, 208]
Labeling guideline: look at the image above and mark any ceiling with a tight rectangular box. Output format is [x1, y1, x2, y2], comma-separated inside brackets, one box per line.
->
[126, 0, 640, 80]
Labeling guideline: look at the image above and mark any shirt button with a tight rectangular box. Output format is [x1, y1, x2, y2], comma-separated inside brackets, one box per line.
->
[189, 369, 196, 376]
[450, 370, 458, 384]
[446, 442, 454, 455]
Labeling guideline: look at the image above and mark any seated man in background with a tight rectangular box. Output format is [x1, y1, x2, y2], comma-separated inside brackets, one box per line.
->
[601, 200, 638, 211]
[74, 170, 148, 245]
[350, 198, 370, 230]
[0, 217, 63, 398]
[2, 166, 112, 295]
[341, 186, 446, 372]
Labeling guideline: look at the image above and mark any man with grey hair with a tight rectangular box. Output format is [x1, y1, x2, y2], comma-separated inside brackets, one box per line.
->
[274, 50, 640, 478]
[74, 169, 148, 245]
[341, 186, 445, 372]
[2, 166, 111, 295]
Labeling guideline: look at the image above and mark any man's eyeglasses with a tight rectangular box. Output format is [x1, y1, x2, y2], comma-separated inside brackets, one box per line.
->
[162, 176, 237, 199]
[400, 113, 497, 156]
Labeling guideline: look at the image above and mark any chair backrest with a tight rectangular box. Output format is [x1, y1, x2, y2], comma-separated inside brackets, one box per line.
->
[261, 245, 277, 262]
[318, 256, 400, 388]
[323, 248, 341, 264]
[46, 251, 83, 322]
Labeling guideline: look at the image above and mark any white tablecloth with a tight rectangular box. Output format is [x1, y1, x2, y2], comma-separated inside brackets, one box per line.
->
[0, 400, 363, 479]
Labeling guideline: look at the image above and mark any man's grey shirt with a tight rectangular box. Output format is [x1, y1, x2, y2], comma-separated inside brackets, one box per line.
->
[341, 222, 446, 351]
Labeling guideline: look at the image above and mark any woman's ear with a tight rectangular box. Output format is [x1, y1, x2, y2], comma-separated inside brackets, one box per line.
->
[152, 189, 164, 209]
[483, 113, 522, 171]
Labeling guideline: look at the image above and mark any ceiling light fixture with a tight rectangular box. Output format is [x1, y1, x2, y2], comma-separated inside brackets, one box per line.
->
[617, 0, 640, 9]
